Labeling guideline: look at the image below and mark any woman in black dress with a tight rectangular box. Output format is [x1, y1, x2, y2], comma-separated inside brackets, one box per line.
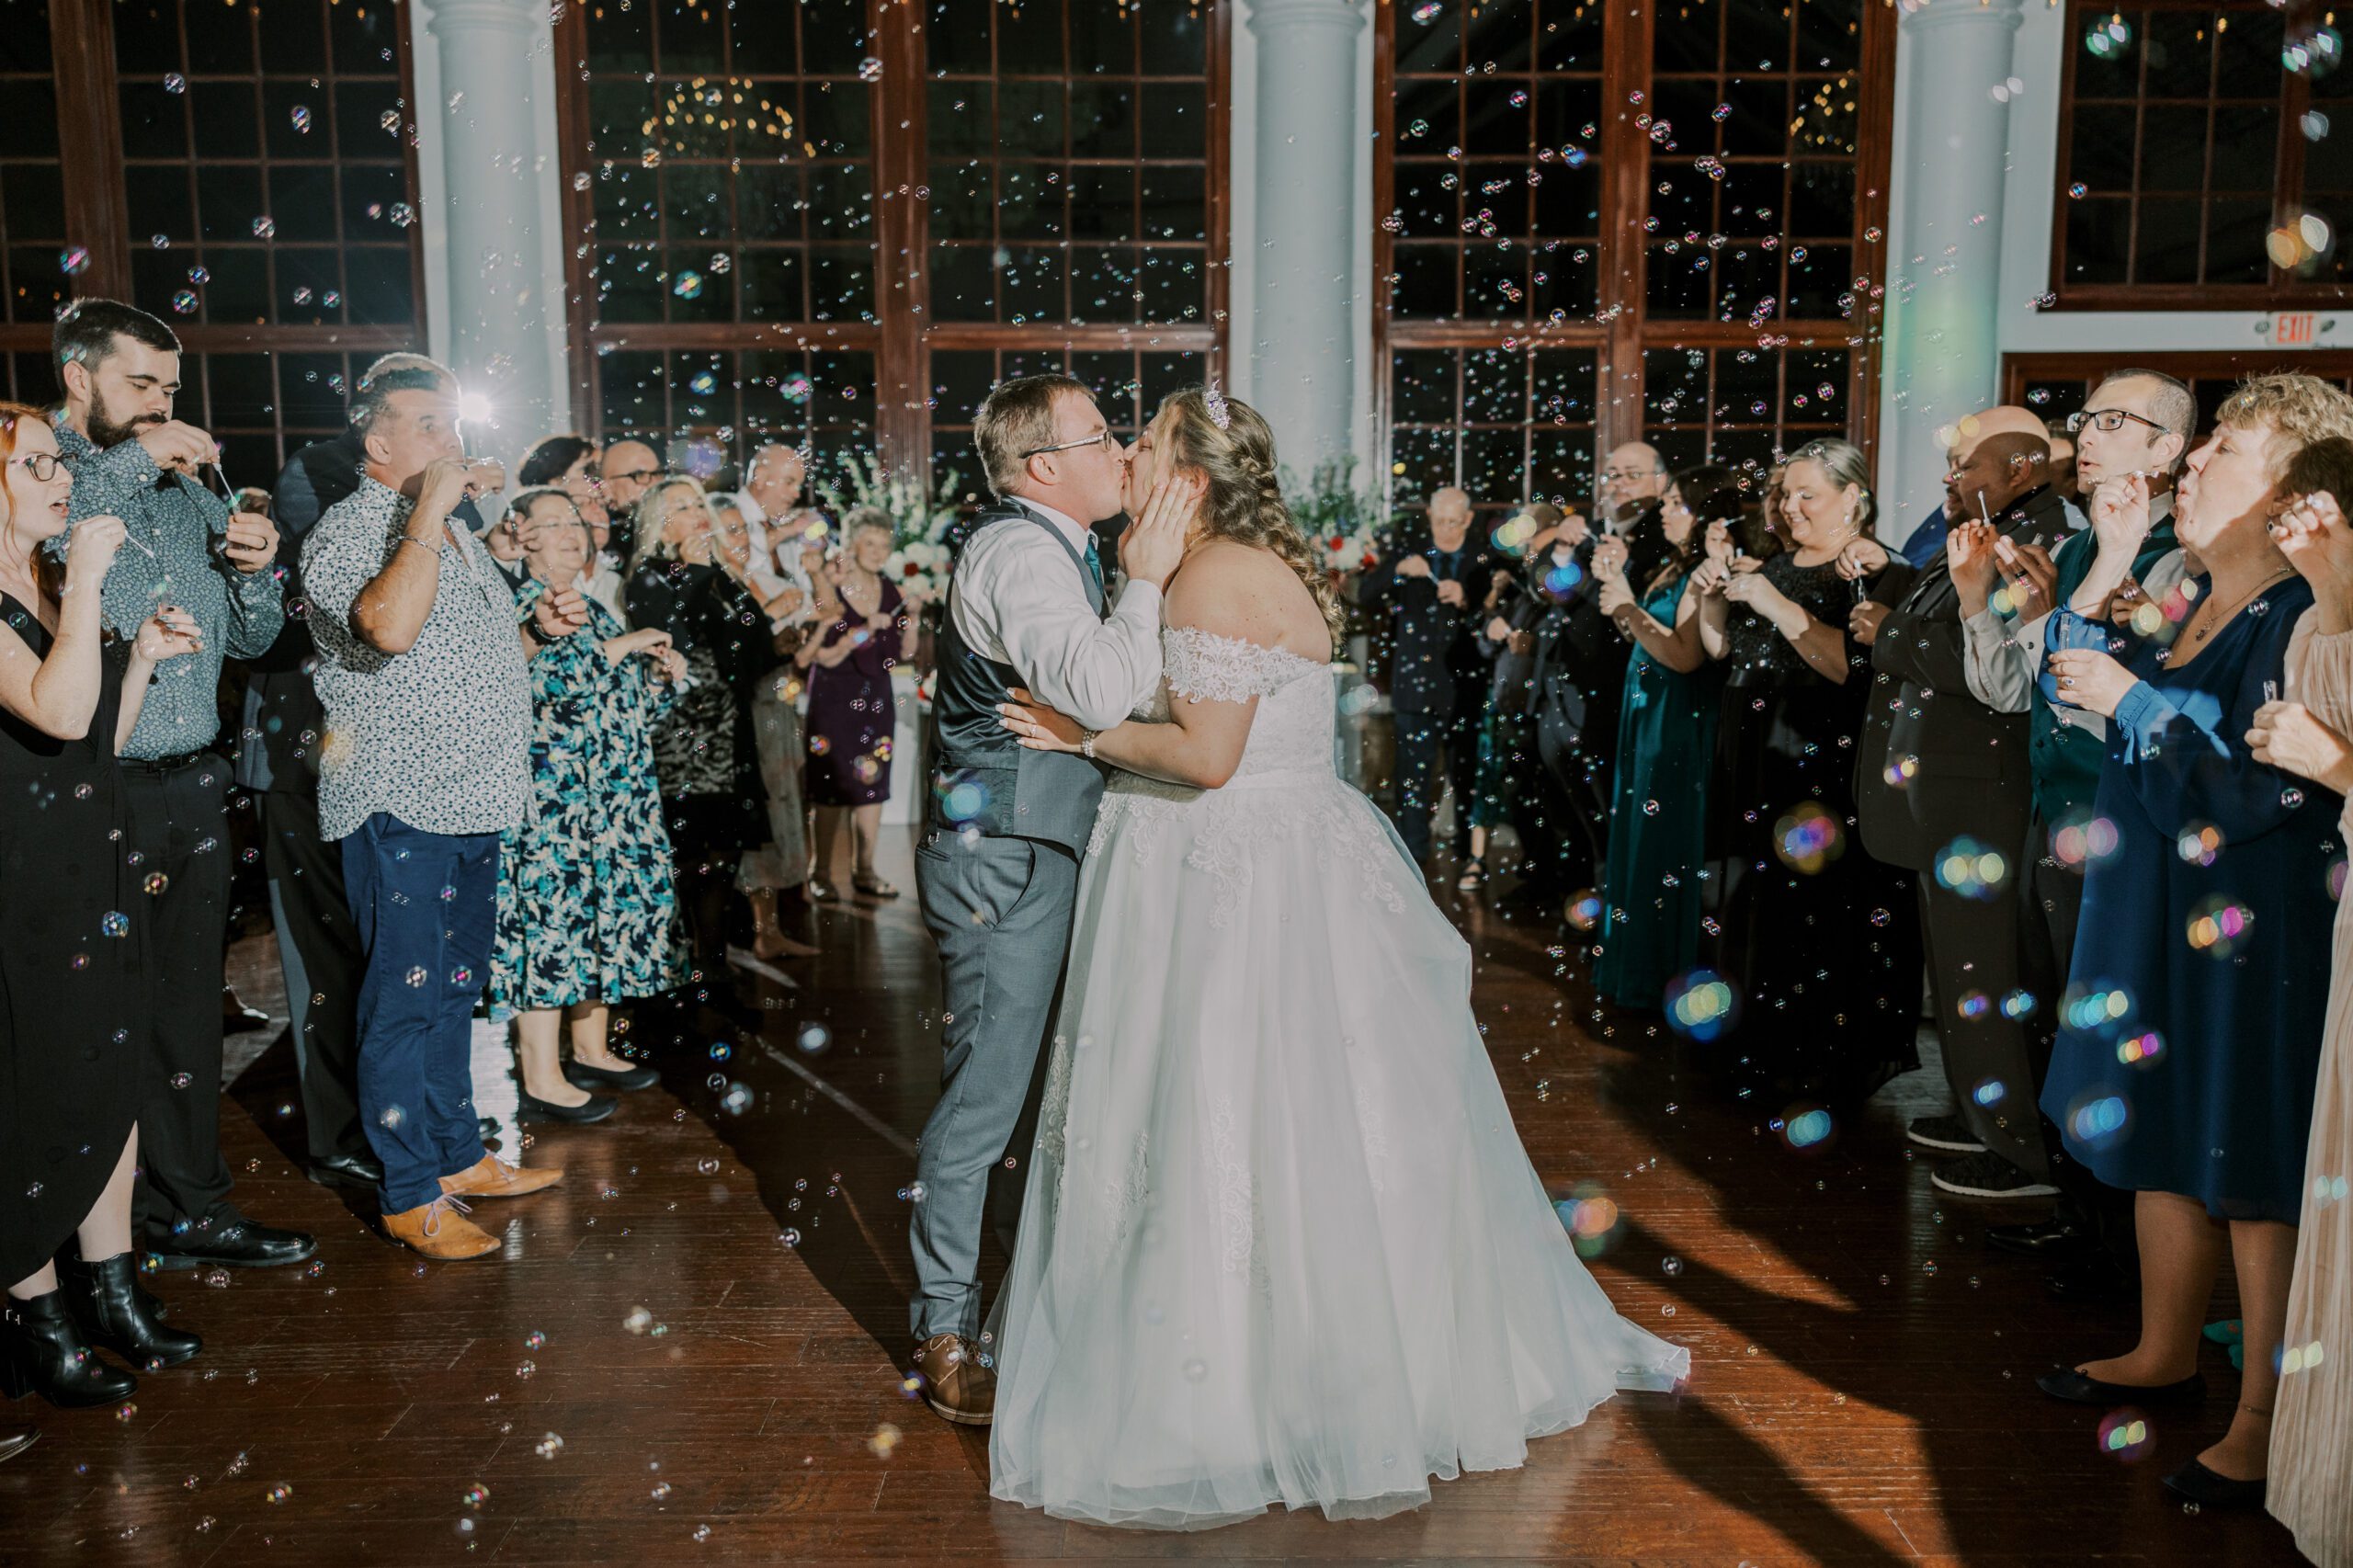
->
[1693, 438, 1923, 1107]
[799, 507, 907, 901]
[624, 478, 767, 994]
[0, 405, 204, 1405]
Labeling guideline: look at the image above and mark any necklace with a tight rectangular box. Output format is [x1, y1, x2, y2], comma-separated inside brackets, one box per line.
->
[2183, 567, 2293, 645]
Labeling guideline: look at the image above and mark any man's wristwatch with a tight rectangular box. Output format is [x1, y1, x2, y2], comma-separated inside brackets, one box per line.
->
[1080, 728, 1099, 760]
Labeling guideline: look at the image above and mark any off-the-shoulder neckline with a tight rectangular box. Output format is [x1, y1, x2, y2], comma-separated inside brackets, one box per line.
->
[1164, 622, 1333, 676]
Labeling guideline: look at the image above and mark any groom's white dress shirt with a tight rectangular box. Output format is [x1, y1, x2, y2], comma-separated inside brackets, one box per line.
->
[950, 494, 1165, 733]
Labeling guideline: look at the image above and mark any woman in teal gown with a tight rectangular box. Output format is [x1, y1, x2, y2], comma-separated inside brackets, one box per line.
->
[1590, 466, 1744, 1009]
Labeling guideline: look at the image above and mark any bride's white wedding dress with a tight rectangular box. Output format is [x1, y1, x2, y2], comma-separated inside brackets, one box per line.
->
[985, 624, 1689, 1530]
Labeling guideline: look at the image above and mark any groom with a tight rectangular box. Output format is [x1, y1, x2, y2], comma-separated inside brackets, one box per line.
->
[908, 375, 1184, 1425]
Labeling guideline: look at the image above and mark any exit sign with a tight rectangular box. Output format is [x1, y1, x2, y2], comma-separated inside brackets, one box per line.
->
[2269, 311, 2329, 347]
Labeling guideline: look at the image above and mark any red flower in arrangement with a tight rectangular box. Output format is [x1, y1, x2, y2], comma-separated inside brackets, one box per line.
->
[1329, 535, 1346, 550]
[903, 562, 922, 577]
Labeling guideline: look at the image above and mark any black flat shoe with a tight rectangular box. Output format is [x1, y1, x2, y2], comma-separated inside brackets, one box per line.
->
[2036, 1367, 2204, 1406]
[0, 1291, 135, 1408]
[63, 1255, 200, 1370]
[307, 1152, 385, 1191]
[147, 1219, 318, 1272]
[563, 1060, 659, 1092]
[518, 1089, 618, 1124]
[2163, 1457, 2268, 1509]
[0, 1425, 36, 1464]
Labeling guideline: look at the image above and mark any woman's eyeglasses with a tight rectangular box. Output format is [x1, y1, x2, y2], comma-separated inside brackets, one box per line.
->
[11, 451, 63, 483]
[1022, 429, 1117, 460]
[2064, 408, 2166, 436]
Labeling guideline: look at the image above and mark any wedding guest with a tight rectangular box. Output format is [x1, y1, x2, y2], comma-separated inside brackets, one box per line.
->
[301, 359, 578, 1261]
[517, 436, 618, 614]
[2247, 479, 2353, 1565]
[1359, 486, 1498, 868]
[714, 454, 821, 954]
[2034, 373, 2353, 1511]
[1, 405, 203, 1404]
[480, 500, 533, 594]
[1590, 465, 1739, 1010]
[1597, 441, 1668, 533]
[247, 354, 471, 1195]
[1847, 406, 2075, 1201]
[1524, 507, 1612, 892]
[50, 299, 315, 1273]
[489, 499, 687, 1122]
[1959, 369, 2196, 1292]
[1462, 503, 1566, 891]
[597, 437, 664, 562]
[1693, 438, 1921, 1104]
[801, 507, 908, 901]
[626, 478, 767, 996]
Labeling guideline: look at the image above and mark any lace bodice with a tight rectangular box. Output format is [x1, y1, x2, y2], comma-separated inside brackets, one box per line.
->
[1128, 624, 1336, 780]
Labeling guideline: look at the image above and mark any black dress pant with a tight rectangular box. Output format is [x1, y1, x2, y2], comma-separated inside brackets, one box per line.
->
[120, 754, 238, 1244]
[2019, 812, 2140, 1273]
[1916, 871, 2043, 1176]
[260, 788, 369, 1165]
[1393, 699, 1483, 863]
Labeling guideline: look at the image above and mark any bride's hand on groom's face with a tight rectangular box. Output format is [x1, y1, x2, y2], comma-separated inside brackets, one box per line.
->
[999, 687, 1086, 752]
[1123, 472, 1208, 591]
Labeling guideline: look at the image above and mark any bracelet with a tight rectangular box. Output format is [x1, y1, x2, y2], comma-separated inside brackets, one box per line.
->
[1080, 729, 1098, 761]
[398, 534, 439, 556]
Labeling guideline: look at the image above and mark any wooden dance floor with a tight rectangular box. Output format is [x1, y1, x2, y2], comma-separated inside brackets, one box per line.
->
[3, 833, 2306, 1565]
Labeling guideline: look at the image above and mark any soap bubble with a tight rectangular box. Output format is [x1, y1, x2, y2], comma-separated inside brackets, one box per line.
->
[404, 966, 428, 986]
[252, 217, 275, 239]
[169, 291, 198, 315]
[1665, 968, 1738, 1041]
[101, 911, 130, 937]
[290, 105, 311, 134]
[165, 74, 185, 94]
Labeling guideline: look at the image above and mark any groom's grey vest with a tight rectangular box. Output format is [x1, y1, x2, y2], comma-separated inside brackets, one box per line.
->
[925, 503, 1109, 854]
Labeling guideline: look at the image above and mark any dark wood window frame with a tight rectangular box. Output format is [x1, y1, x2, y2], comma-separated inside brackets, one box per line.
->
[551, 0, 1231, 475]
[3, 2, 427, 433]
[2002, 347, 2353, 429]
[2049, 0, 2353, 311]
[1372, 0, 1895, 512]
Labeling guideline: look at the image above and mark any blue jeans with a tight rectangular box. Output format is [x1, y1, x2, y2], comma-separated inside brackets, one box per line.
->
[340, 813, 498, 1214]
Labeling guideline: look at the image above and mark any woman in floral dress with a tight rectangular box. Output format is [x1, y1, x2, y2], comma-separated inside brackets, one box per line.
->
[490, 496, 689, 1122]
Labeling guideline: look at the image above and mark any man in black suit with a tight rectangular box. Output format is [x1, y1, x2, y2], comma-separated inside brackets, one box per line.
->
[1852, 405, 2076, 1201]
[1359, 486, 1499, 867]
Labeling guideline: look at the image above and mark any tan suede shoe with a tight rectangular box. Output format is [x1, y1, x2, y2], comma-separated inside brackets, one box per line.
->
[439, 1153, 563, 1200]
[382, 1197, 500, 1260]
[911, 1333, 995, 1426]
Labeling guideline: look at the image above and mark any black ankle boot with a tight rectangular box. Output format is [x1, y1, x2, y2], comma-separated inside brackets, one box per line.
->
[1, 1290, 136, 1407]
[65, 1255, 200, 1370]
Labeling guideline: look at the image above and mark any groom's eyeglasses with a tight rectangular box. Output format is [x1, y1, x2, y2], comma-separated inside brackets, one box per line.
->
[1023, 429, 1117, 460]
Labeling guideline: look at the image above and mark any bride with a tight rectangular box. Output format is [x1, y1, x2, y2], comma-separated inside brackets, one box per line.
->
[981, 386, 1689, 1530]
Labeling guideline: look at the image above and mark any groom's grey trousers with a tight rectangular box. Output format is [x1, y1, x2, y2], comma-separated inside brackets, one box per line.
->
[909, 829, 1082, 1341]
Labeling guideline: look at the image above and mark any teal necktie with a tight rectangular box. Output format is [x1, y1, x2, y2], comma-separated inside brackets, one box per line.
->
[1082, 532, 1106, 599]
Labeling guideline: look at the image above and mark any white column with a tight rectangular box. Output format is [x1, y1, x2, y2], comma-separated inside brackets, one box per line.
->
[417, 0, 562, 465]
[1878, 0, 2025, 538]
[1244, 0, 1365, 471]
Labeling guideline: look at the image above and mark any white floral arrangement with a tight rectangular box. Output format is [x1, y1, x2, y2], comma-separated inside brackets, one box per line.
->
[819, 449, 971, 607]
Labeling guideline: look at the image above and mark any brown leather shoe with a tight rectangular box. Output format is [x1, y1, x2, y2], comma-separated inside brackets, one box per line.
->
[438, 1153, 563, 1200]
[382, 1197, 500, 1260]
[911, 1333, 994, 1426]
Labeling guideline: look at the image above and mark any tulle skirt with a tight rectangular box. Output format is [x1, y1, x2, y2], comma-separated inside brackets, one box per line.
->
[985, 767, 1689, 1530]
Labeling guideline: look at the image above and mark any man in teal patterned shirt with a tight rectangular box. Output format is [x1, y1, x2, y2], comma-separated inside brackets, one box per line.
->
[52, 299, 314, 1273]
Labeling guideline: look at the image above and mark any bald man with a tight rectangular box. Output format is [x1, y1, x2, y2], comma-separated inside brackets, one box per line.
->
[1852, 404, 2076, 1202]
[1597, 442, 1666, 528]
[597, 437, 663, 560]
[1358, 486, 1502, 867]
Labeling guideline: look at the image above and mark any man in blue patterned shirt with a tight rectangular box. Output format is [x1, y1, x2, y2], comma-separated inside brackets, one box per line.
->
[51, 300, 316, 1273]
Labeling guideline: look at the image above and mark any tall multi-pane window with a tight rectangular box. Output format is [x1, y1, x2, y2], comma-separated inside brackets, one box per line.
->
[1, 1, 68, 403]
[105, 0, 426, 477]
[1377, 0, 1891, 516]
[2054, 3, 2353, 302]
[554, 0, 1229, 488]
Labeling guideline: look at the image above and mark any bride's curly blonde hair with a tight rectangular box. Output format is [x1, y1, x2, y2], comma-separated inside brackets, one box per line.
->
[1154, 386, 1346, 647]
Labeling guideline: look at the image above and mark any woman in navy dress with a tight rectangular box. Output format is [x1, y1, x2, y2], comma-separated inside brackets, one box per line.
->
[2037, 376, 2351, 1509]
[490, 498, 689, 1123]
[801, 507, 908, 901]
[1590, 465, 1739, 1010]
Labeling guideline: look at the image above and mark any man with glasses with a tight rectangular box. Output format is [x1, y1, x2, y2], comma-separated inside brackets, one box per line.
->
[906, 374, 1187, 1426]
[1959, 369, 2195, 1298]
[1597, 442, 1667, 532]
[596, 438, 664, 562]
[51, 299, 316, 1272]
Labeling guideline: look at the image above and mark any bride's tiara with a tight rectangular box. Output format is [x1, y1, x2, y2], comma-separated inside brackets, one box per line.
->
[1203, 381, 1232, 432]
